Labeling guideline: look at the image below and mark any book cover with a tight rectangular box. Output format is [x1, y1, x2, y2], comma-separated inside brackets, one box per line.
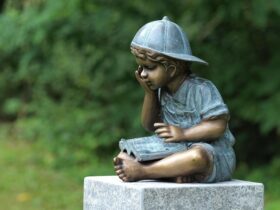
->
[119, 135, 188, 161]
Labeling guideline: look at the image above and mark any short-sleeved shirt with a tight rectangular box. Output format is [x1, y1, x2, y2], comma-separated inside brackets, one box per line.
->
[159, 74, 235, 182]
[159, 74, 235, 147]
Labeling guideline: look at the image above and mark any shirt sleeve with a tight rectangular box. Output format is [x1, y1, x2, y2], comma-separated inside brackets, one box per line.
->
[196, 81, 229, 120]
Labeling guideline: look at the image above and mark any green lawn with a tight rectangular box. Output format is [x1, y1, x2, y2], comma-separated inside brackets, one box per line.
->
[0, 130, 279, 210]
[0, 137, 83, 210]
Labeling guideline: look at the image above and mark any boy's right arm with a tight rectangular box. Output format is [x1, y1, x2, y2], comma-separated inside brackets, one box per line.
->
[135, 68, 161, 132]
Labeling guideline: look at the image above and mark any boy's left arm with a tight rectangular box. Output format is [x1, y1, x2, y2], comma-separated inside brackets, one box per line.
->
[154, 115, 228, 142]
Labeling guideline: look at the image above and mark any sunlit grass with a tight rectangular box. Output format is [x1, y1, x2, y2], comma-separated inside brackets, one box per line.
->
[0, 136, 82, 210]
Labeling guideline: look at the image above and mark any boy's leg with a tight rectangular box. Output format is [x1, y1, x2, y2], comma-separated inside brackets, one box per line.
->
[113, 146, 213, 182]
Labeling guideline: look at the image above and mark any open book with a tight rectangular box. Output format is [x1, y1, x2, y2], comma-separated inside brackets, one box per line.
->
[119, 135, 188, 162]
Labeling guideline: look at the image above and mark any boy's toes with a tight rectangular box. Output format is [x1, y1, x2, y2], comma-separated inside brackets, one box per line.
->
[114, 157, 123, 165]
[122, 176, 128, 182]
[117, 173, 127, 182]
[175, 176, 183, 183]
[114, 165, 122, 170]
[115, 169, 123, 176]
[182, 176, 190, 183]
[175, 176, 191, 183]
[119, 174, 125, 179]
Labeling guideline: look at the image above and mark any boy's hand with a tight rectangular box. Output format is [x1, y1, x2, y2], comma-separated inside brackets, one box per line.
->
[154, 122, 185, 142]
[135, 66, 154, 94]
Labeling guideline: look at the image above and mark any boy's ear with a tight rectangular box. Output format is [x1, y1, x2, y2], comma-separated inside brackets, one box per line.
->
[167, 65, 177, 78]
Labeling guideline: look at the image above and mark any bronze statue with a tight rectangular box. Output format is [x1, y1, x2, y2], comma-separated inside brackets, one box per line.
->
[113, 16, 235, 183]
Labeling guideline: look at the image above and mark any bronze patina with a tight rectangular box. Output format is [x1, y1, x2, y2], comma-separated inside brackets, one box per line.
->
[113, 17, 235, 183]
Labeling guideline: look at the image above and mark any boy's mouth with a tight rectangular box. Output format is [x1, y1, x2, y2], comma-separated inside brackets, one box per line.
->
[146, 81, 153, 87]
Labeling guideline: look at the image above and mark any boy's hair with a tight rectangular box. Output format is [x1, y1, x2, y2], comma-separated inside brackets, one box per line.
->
[131, 46, 192, 75]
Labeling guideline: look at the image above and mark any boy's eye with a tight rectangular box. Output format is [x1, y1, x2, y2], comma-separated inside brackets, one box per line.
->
[144, 65, 156, 70]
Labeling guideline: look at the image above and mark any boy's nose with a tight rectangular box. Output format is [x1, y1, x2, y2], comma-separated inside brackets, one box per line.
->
[140, 69, 148, 78]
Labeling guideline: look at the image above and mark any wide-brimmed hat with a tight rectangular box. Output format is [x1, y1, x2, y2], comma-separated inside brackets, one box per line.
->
[131, 16, 207, 65]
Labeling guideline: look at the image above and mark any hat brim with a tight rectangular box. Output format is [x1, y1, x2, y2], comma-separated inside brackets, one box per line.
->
[131, 43, 208, 65]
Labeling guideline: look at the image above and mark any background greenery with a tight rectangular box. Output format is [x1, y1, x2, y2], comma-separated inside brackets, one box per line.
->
[0, 0, 279, 209]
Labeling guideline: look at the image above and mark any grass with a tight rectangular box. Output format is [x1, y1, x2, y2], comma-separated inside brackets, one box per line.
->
[0, 136, 83, 210]
[0, 127, 280, 209]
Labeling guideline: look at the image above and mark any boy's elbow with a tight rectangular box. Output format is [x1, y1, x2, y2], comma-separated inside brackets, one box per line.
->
[211, 119, 227, 138]
[203, 118, 227, 139]
[213, 126, 226, 138]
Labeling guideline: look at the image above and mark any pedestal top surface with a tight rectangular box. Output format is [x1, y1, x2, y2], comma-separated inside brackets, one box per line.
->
[85, 175, 263, 189]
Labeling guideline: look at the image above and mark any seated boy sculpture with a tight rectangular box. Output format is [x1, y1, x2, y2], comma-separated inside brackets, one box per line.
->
[113, 16, 235, 183]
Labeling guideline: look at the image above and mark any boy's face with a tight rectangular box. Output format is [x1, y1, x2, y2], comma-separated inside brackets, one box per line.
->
[136, 57, 171, 90]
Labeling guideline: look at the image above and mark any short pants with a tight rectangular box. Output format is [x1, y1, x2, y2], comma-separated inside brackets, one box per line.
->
[189, 141, 236, 183]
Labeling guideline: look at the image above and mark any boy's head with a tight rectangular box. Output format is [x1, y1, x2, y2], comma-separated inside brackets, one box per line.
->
[131, 16, 207, 65]
[131, 45, 191, 91]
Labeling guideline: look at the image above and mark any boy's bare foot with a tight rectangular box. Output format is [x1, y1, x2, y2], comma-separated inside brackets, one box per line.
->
[114, 156, 146, 182]
[174, 176, 192, 183]
[115, 152, 135, 161]
[159, 176, 192, 183]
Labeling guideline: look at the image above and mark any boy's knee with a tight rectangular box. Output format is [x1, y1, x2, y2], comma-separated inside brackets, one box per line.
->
[189, 147, 212, 168]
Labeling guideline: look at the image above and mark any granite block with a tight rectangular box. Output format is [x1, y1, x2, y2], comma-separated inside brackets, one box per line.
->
[83, 176, 264, 210]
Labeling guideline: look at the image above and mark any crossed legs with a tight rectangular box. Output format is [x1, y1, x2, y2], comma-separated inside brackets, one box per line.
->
[113, 146, 213, 183]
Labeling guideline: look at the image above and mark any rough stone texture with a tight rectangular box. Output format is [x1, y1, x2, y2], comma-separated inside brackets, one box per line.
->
[84, 176, 264, 210]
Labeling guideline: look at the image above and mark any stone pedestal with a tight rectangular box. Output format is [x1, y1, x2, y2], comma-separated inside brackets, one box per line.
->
[83, 176, 264, 210]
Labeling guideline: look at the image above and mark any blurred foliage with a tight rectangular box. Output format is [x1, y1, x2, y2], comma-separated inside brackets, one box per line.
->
[0, 0, 279, 171]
